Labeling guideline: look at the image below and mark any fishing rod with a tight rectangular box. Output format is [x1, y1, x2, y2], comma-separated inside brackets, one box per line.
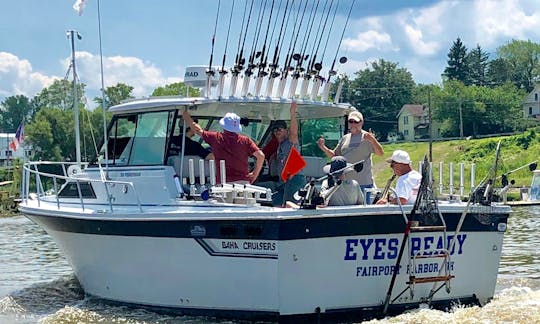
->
[241, 0, 268, 96]
[322, 0, 356, 101]
[316, 0, 339, 100]
[295, 159, 365, 208]
[372, 174, 396, 204]
[308, 0, 336, 100]
[254, 0, 276, 97]
[217, 0, 235, 98]
[278, 0, 308, 98]
[206, 0, 221, 98]
[289, 0, 319, 98]
[294, 0, 320, 98]
[265, 0, 290, 97]
[230, 0, 253, 96]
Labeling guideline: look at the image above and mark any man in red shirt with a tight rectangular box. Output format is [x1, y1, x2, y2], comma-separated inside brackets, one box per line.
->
[182, 110, 264, 184]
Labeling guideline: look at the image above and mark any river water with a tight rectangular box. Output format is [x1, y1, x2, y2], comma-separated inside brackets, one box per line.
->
[0, 207, 539, 324]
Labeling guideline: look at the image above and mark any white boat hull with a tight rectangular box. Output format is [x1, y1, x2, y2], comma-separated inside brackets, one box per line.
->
[23, 202, 508, 321]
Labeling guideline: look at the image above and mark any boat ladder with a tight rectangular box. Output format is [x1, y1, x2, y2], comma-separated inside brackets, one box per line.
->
[382, 156, 456, 315]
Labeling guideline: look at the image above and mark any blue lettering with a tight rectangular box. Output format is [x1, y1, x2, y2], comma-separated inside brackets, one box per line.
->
[359, 239, 374, 260]
[456, 234, 467, 254]
[410, 237, 422, 257]
[424, 236, 434, 255]
[344, 239, 358, 260]
[387, 238, 399, 259]
[373, 238, 386, 259]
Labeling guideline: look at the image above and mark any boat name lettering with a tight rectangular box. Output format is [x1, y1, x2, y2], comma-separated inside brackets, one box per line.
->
[221, 240, 276, 251]
[119, 172, 141, 177]
[343, 234, 467, 261]
[355, 261, 455, 277]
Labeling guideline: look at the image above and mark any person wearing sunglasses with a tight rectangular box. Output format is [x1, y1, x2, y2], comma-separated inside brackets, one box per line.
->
[269, 101, 305, 207]
[376, 150, 421, 205]
[317, 110, 384, 203]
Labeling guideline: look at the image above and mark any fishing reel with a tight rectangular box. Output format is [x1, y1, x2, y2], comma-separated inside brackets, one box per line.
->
[294, 180, 324, 209]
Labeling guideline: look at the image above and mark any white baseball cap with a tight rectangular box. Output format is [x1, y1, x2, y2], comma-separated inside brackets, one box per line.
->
[386, 150, 411, 164]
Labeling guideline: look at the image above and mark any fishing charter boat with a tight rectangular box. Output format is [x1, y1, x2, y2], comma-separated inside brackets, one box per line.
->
[18, 1, 511, 322]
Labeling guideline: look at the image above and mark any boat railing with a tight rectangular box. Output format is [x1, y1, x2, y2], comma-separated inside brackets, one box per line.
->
[21, 161, 144, 212]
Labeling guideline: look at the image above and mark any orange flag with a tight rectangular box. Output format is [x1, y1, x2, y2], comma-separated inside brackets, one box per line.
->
[281, 147, 306, 182]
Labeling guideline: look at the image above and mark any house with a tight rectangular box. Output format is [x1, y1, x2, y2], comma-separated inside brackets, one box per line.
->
[0, 133, 31, 166]
[522, 84, 540, 119]
[396, 104, 441, 141]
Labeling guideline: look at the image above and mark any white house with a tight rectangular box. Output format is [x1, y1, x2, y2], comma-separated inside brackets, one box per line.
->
[522, 84, 540, 119]
[0, 133, 31, 166]
[396, 104, 441, 141]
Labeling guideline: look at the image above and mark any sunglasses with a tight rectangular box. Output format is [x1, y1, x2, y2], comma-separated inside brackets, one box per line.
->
[348, 119, 362, 124]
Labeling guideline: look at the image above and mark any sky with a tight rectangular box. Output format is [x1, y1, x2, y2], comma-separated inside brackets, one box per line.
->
[1, 0, 540, 106]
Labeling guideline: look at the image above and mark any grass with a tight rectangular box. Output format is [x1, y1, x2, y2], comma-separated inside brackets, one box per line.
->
[372, 129, 540, 191]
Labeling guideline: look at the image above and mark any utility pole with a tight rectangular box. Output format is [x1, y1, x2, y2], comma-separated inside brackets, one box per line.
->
[459, 98, 464, 138]
[428, 90, 432, 162]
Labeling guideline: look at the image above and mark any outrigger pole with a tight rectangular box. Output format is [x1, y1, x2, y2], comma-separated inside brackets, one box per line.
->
[68, 30, 82, 168]
[206, 0, 221, 98]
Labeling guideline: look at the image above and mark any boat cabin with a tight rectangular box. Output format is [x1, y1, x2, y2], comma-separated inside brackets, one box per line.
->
[95, 97, 356, 185]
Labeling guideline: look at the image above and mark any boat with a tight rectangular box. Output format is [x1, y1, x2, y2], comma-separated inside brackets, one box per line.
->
[18, 1, 511, 322]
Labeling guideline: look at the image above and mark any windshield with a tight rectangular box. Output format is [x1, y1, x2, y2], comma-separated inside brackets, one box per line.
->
[96, 110, 174, 166]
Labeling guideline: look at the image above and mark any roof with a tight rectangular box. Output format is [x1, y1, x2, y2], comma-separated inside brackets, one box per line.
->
[396, 104, 425, 118]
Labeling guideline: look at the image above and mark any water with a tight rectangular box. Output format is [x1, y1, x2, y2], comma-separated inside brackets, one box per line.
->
[1, 207, 539, 324]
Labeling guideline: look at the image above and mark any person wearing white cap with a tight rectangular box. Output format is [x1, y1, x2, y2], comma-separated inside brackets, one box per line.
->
[320, 156, 364, 206]
[182, 110, 264, 184]
[317, 110, 384, 203]
[376, 150, 421, 205]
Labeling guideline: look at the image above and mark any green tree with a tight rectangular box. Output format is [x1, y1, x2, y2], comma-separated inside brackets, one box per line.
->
[444, 37, 469, 84]
[467, 44, 489, 86]
[94, 83, 135, 108]
[487, 58, 513, 87]
[433, 80, 525, 137]
[151, 82, 200, 97]
[347, 59, 415, 140]
[0, 95, 35, 131]
[497, 39, 540, 92]
[33, 79, 86, 111]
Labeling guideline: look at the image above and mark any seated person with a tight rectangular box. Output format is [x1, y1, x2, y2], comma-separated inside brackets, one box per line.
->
[172, 118, 215, 161]
[376, 150, 421, 205]
[321, 156, 364, 206]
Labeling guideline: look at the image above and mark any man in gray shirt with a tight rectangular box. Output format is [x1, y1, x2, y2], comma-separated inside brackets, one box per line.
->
[321, 156, 364, 206]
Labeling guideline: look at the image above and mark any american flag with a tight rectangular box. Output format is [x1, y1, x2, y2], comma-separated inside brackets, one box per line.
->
[9, 123, 24, 152]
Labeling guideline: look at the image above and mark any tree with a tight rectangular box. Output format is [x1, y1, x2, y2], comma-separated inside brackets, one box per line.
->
[151, 82, 200, 97]
[497, 39, 540, 92]
[0, 95, 35, 131]
[487, 58, 513, 87]
[444, 37, 469, 84]
[94, 83, 135, 108]
[467, 45, 490, 86]
[347, 59, 415, 140]
[432, 80, 525, 137]
[33, 79, 86, 111]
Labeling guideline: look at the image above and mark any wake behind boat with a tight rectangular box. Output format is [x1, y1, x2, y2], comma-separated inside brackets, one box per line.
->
[18, 1, 511, 322]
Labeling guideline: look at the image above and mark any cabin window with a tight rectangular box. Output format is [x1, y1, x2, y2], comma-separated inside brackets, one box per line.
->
[403, 116, 409, 125]
[97, 110, 174, 166]
[300, 118, 342, 157]
[58, 181, 96, 198]
[529, 107, 533, 115]
[535, 93, 538, 101]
